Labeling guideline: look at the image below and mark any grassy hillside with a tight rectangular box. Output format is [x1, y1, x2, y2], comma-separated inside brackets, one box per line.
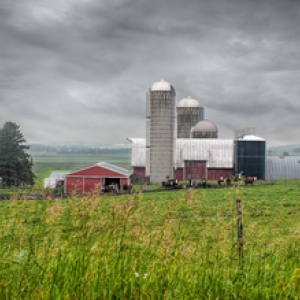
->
[1, 180, 300, 299]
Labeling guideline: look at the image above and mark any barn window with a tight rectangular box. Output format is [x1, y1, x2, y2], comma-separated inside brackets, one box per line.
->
[188, 161, 193, 167]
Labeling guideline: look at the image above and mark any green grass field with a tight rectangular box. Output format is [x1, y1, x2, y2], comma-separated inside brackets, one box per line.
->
[32, 154, 132, 174]
[1, 180, 300, 299]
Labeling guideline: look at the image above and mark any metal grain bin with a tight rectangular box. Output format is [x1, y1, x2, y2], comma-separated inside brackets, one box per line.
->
[234, 134, 266, 179]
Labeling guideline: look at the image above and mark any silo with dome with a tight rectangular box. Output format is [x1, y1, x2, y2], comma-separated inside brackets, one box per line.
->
[177, 96, 204, 138]
[146, 79, 176, 183]
[191, 119, 218, 139]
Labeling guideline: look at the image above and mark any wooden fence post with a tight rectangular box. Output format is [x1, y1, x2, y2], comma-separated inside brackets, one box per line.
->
[236, 199, 243, 267]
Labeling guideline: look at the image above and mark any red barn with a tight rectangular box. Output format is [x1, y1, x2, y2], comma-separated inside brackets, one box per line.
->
[65, 162, 131, 194]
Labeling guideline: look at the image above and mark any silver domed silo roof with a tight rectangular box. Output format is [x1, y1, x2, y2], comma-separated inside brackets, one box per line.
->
[192, 120, 218, 133]
[177, 96, 202, 108]
[150, 79, 175, 92]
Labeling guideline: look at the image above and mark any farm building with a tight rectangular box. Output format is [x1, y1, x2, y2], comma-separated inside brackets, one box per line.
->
[265, 156, 300, 180]
[65, 162, 131, 194]
[234, 130, 266, 179]
[128, 138, 234, 181]
[44, 172, 68, 189]
[128, 79, 300, 182]
[128, 79, 270, 183]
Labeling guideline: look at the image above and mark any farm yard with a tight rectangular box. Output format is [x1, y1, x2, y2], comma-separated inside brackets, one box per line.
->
[1, 179, 300, 299]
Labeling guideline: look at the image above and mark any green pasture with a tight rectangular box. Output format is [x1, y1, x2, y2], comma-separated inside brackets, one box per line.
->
[1, 180, 300, 299]
[32, 154, 132, 173]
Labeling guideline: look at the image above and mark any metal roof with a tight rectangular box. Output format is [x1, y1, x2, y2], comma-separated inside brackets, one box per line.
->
[128, 138, 234, 169]
[50, 172, 68, 179]
[239, 134, 265, 141]
[177, 96, 202, 108]
[67, 162, 131, 177]
[150, 79, 175, 92]
[192, 120, 218, 133]
[265, 156, 300, 180]
[95, 162, 132, 177]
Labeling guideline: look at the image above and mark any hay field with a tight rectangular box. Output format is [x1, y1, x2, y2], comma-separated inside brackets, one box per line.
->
[1, 180, 300, 299]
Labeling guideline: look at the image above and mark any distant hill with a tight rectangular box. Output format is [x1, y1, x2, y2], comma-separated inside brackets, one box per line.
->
[25, 142, 131, 155]
[267, 144, 300, 155]
[25, 141, 300, 156]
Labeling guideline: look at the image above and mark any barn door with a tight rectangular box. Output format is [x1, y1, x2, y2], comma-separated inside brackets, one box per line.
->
[104, 178, 120, 190]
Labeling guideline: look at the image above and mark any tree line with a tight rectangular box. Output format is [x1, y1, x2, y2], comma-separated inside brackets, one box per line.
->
[27, 144, 131, 155]
[56, 148, 131, 155]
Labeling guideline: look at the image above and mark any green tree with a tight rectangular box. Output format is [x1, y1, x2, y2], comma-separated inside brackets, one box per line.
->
[0, 122, 35, 187]
[283, 151, 289, 156]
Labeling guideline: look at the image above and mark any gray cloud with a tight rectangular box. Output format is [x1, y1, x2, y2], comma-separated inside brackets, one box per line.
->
[0, 0, 299, 146]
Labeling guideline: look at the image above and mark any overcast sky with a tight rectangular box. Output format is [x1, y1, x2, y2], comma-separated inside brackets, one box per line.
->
[1, 0, 299, 147]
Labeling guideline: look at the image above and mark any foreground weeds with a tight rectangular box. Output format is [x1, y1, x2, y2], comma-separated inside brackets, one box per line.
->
[0, 182, 300, 299]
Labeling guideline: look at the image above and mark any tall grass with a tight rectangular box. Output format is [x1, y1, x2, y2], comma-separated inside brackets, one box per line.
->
[0, 182, 300, 299]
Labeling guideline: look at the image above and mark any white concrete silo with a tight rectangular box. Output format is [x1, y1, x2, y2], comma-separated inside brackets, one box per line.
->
[146, 79, 176, 183]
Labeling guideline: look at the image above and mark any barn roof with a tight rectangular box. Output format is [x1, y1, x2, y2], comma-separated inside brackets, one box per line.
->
[94, 162, 131, 176]
[67, 162, 131, 177]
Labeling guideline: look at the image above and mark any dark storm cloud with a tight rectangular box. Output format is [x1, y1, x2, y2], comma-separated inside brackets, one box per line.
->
[0, 0, 299, 146]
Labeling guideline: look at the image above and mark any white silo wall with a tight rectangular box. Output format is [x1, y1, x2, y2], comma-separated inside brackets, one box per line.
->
[146, 148, 150, 176]
[146, 89, 151, 176]
[146, 89, 151, 119]
[150, 90, 176, 182]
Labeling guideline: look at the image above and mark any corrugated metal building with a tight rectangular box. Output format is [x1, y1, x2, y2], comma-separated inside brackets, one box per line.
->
[127, 138, 147, 180]
[265, 156, 300, 180]
[65, 162, 131, 193]
[128, 138, 234, 181]
[44, 172, 68, 189]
